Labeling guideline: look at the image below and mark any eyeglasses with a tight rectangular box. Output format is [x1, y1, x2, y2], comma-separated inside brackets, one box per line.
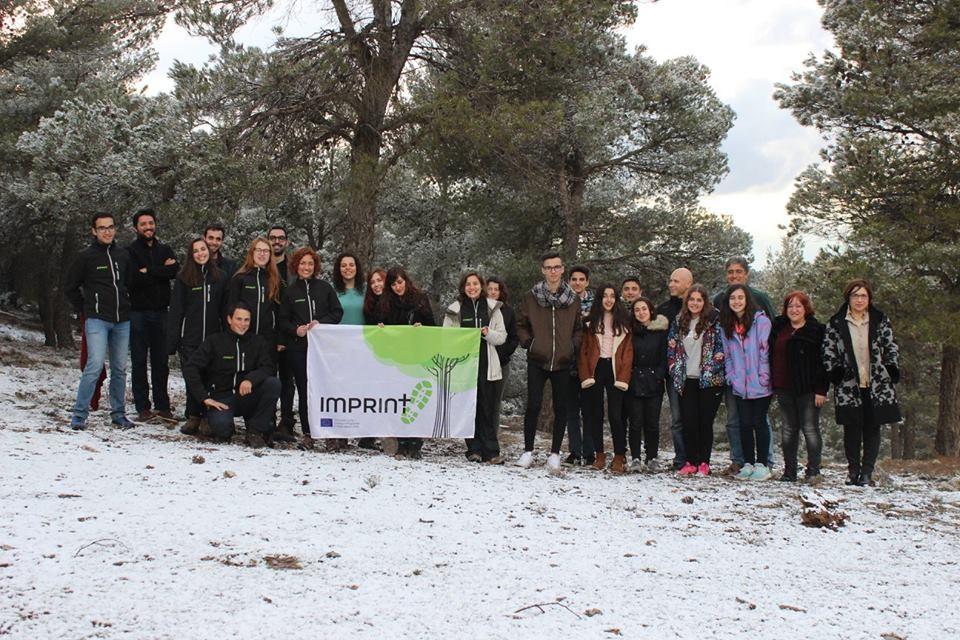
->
[95, 225, 116, 232]
[542, 265, 564, 272]
[268, 235, 286, 242]
[253, 248, 271, 255]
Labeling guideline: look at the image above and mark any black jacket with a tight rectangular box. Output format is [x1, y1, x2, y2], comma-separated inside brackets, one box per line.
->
[126, 236, 178, 311]
[769, 315, 828, 396]
[167, 267, 227, 354]
[65, 241, 132, 323]
[381, 292, 435, 326]
[656, 296, 683, 326]
[278, 278, 344, 350]
[496, 303, 520, 367]
[183, 329, 275, 404]
[629, 315, 669, 397]
[227, 267, 279, 343]
[214, 253, 237, 279]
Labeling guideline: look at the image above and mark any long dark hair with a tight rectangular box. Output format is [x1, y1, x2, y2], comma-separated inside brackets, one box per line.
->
[178, 238, 221, 287]
[379, 266, 424, 316]
[457, 271, 486, 306]
[486, 276, 510, 305]
[363, 267, 386, 320]
[678, 284, 715, 339]
[332, 252, 364, 294]
[629, 297, 658, 334]
[585, 283, 629, 336]
[719, 283, 758, 338]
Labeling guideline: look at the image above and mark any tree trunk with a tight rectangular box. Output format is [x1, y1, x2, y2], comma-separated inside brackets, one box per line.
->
[343, 130, 382, 268]
[935, 344, 960, 456]
[558, 151, 586, 260]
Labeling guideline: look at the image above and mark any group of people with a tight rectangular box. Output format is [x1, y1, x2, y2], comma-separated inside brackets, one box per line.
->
[65, 211, 902, 487]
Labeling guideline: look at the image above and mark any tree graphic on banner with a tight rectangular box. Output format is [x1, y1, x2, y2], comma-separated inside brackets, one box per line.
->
[363, 327, 479, 437]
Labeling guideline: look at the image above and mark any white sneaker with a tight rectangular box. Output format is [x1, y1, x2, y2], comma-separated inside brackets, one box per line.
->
[627, 458, 643, 473]
[750, 464, 772, 481]
[545, 453, 562, 475]
[645, 458, 662, 473]
[736, 463, 755, 480]
[516, 451, 534, 468]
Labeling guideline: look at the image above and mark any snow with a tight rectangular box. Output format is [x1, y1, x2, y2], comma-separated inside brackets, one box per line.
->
[1, 320, 959, 639]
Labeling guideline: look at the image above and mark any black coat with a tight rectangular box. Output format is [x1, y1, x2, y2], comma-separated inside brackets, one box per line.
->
[166, 267, 227, 354]
[496, 303, 520, 367]
[381, 292, 435, 326]
[126, 236, 178, 311]
[656, 296, 683, 326]
[183, 329, 274, 404]
[278, 278, 344, 350]
[768, 315, 828, 396]
[629, 315, 669, 397]
[227, 267, 279, 343]
[64, 241, 132, 323]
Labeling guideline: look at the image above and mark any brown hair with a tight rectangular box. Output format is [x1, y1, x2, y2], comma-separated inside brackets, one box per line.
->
[457, 271, 486, 305]
[719, 284, 758, 339]
[178, 238, 221, 288]
[235, 237, 281, 303]
[843, 279, 872, 306]
[290, 246, 320, 279]
[629, 297, 659, 333]
[363, 267, 387, 320]
[782, 290, 815, 318]
[678, 283, 715, 339]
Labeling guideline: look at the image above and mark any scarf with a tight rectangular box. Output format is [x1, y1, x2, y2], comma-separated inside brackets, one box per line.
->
[532, 280, 577, 310]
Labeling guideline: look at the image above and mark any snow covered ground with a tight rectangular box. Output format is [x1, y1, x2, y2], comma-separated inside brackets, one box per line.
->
[1, 318, 959, 639]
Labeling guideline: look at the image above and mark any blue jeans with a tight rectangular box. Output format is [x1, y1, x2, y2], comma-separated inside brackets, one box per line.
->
[667, 384, 685, 466]
[73, 318, 129, 422]
[129, 310, 170, 413]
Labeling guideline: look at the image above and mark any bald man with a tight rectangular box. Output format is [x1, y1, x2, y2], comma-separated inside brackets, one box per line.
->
[657, 267, 693, 470]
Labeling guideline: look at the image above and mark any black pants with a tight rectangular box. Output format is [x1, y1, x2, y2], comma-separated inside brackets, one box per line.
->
[629, 392, 663, 462]
[736, 395, 773, 466]
[523, 364, 569, 454]
[285, 348, 310, 435]
[566, 371, 594, 458]
[585, 359, 626, 456]
[206, 377, 281, 439]
[179, 345, 202, 419]
[777, 391, 822, 477]
[130, 310, 170, 412]
[680, 379, 723, 465]
[843, 388, 882, 477]
[278, 347, 296, 430]
[467, 375, 503, 460]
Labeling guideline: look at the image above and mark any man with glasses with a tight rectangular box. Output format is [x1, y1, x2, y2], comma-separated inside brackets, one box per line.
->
[516, 252, 583, 474]
[268, 226, 290, 283]
[267, 225, 296, 439]
[65, 213, 135, 430]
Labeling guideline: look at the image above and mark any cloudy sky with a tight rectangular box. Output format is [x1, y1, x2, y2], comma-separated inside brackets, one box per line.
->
[143, 0, 835, 261]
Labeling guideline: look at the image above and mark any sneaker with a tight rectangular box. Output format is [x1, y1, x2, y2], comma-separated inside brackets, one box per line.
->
[466, 452, 482, 463]
[721, 462, 743, 477]
[111, 417, 135, 430]
[516, 451, 534, 468]
[485, 456, 505, 465]
[627, 458, 643, 473]
[698, 463, 710, 476]
[70, 418, 87, 431]
[645, 458, 662, 473]
[584, 453, 596, 466]
[735, 463, 755, 480]
[678, 462, 698, 476]
[562, 453, 582, 467]
[749, 464, 772, 481]
[546, 453, 562, 475]
[180, 416, 202, 436]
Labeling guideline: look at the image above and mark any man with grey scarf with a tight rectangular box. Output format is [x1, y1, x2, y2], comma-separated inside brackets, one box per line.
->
[516, 252, 583, 474]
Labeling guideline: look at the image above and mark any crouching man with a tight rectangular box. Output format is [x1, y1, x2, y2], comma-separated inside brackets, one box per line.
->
[183, 302, 280, 448]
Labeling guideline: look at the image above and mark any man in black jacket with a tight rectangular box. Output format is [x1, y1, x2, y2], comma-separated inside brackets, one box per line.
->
[183, 302, 281, 447]
[65, 213, 135, 430]
[126, 208, 179, 422]
[657, 267, 693, 469]
[204, 223, 236, 278]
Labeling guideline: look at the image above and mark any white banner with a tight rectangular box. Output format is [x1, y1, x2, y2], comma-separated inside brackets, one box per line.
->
[306, 324, 480, 438]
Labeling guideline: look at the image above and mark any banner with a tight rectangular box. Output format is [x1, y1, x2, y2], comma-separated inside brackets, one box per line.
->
[306, 324, 480, 438]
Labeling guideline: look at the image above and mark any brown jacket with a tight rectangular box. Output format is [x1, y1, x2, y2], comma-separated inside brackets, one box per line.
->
[517, 291, 582, 372]
[578, 325, 633, 391]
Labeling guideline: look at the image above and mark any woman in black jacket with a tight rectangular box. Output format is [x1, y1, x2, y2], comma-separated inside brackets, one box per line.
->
[357, 267, 387, 450]
[769, 291, 827, 482]
[167, 238, 226, 435]
[278, 247, 343, 445]
[628, 297, 668, 471]
[378, 267, 435, 458]
[486, 276, 519, 438]
[227, 238, 283, 346]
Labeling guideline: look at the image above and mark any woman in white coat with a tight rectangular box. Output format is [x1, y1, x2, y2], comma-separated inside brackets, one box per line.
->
[444, 271, 507, 464]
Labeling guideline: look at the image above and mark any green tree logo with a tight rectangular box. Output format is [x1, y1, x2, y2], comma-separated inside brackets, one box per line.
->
[363, 326, 479, 437]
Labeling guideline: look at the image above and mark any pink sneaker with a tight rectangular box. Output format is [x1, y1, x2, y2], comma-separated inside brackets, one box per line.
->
[678, 462, 698, 476]
[698, 463, 710, 476]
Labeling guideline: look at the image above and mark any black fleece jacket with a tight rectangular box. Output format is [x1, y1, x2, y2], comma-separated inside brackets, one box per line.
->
[126, 236, 178, 311]
[227, 267, 279, 343]
[183, 329, 274, 403]
[166, 267, 227, 354]
[278, 278, 344, 350]
[64, 241, 132, 323]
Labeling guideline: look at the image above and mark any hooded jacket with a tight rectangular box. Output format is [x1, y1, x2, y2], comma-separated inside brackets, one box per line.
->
[578, 319, 633, 391]
[666, 310, 725, 394]
[768, 315, 828, 396]
[517, 282, 583, 372]
[443, 298, 508, 382]
[278, 278, 344, 350]
[227, 267, 279, 343]
[166, 266, 226, 354]
[183, 329, 275, 404]
[823, 303, 901, 426]
[65, 240, 132, 323]
[630, 315, 669, 397]
[126, 236, 178, 311]
[721, 310, 772, 400]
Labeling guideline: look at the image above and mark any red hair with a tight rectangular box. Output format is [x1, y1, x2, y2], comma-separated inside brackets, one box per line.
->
[782, 290, 815, 318]
[290, 246, 320, 279]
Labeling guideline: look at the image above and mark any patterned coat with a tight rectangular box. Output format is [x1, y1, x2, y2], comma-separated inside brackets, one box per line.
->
[822, 304, 901, 426]
[667, 310, 725, 395]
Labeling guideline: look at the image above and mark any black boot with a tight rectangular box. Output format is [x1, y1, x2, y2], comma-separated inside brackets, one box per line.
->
[857, 472, 874, 487]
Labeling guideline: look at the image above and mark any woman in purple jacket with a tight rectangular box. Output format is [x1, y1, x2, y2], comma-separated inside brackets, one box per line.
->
[719, 284, 773, 481]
